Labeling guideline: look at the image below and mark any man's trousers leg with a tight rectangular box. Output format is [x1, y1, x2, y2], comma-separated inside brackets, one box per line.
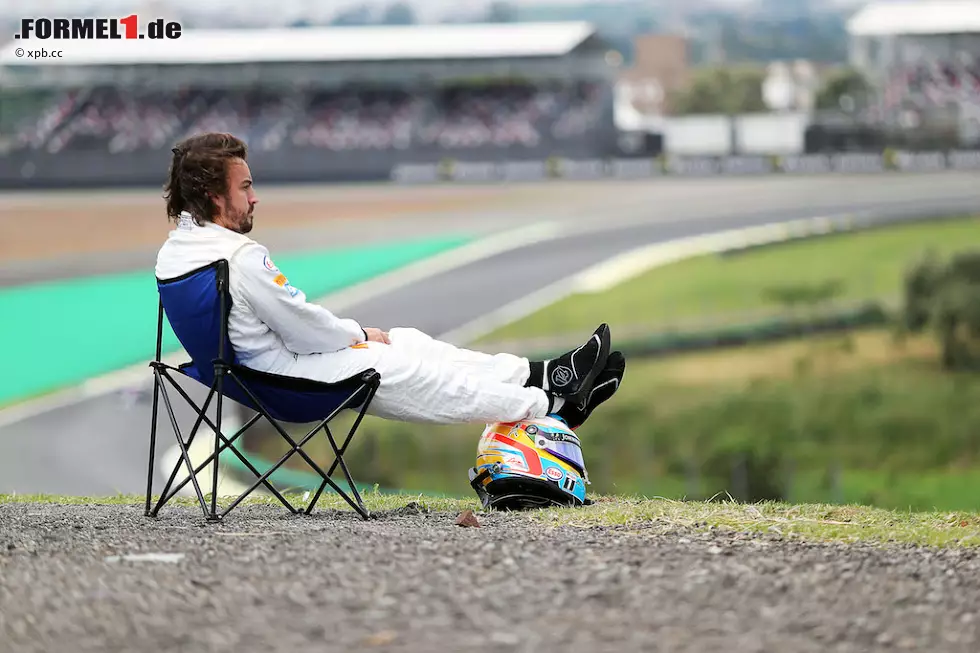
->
[386, 327, 530, 385]
[367, 338, 550, 424]
[278, 331, 551, 425]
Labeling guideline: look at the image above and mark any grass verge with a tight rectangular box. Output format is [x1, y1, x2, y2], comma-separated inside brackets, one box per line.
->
[2, 492, 979, 548]
[477, 214, 980, 343]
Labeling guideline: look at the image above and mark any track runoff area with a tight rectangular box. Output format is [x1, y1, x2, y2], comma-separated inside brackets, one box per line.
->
[2, 174, 980, 653]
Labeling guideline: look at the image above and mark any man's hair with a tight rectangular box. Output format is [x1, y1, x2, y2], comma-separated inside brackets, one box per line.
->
[164, 132, 248, 224]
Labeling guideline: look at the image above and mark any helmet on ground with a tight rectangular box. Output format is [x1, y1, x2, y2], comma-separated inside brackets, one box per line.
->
[468, 416, 591, 511]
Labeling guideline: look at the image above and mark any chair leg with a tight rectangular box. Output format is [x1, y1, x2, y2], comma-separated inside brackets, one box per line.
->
[308, 475, 371, 520]
[218, 414, 338, 517]
[210, 372, 224, 522]
[305, 382, 380, 520]
[150, 380, 217, 517]
[157, 417, 299, 515]
[220, 373, 376, 520]
[145, 369, 162, 517]
[325, 425, 368, 514]
[303, 424, 367, 518]
[156, 375, 210, 519]
[153, 371, 297, 515]
[303, 426, 367, 518]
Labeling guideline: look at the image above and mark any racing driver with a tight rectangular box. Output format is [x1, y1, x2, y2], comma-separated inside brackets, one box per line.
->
[155, 132, 626, 428]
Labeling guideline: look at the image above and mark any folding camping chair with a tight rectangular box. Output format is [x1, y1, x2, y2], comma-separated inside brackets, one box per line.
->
[145, 259, 381, 522]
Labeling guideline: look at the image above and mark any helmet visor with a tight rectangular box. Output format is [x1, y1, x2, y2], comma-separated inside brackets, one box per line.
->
[538, 437, 585, 474]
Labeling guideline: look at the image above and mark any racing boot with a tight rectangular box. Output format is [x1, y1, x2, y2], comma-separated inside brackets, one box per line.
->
[526, 323, 610, 408]
[551, 350, 626, 429]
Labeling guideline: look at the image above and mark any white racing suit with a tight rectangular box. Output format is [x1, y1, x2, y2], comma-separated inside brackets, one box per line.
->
[155, 213, 552, 423]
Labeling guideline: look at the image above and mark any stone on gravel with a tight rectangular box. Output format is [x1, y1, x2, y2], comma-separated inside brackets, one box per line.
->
[455, 510, 481, 528]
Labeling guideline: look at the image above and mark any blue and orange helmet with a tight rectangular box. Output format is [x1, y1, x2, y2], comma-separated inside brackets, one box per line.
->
[468, 416, 591, 511]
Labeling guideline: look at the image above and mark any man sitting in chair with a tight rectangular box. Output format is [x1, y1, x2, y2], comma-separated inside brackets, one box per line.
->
[155, 132, 625, 429]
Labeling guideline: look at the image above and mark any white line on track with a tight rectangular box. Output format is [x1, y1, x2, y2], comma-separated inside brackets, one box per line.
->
[435, 212, 870, 346]
[315, 220, 561, 312]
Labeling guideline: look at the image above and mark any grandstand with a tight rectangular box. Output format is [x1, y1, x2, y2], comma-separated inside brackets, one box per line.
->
[0, 23, 620, 188]
[846, 0, 980, 147]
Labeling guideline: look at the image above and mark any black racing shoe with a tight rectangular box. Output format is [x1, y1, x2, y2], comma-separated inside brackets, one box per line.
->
[555, 350, 626, 429]
[541, 323, 610, 407]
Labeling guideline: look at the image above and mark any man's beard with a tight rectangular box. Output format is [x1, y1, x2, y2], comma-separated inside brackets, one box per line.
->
[237, 208, 254, 234]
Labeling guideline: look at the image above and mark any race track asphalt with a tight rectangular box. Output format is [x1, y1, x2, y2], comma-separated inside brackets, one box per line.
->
[0, 173, 978, 496]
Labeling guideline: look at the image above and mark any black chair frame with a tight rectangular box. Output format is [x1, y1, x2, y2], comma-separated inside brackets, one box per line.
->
[144, 261, 381, 522]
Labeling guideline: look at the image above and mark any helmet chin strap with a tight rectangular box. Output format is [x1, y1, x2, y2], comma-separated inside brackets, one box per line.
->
[469, 466, 494, 492]
[468, 467, 493, 510]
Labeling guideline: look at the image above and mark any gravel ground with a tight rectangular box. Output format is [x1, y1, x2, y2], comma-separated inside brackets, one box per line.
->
[1, 502, 979, 653]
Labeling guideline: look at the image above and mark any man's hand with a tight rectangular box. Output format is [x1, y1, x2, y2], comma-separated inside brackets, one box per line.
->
[363, 327, 390, 344]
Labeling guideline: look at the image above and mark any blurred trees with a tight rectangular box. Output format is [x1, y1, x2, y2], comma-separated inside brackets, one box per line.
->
[669, 64, 870, 116]
[904, 249, 980, 370]
[815, 66, 873, 111]
[671, 65, 767, 115]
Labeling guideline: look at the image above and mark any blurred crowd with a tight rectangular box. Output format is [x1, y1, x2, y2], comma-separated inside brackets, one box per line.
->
[3, 83, 607, 155]
[872, 57, 980, 125]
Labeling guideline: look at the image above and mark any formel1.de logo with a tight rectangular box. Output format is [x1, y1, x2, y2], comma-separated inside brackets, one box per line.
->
[15, 16, 182, 40]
